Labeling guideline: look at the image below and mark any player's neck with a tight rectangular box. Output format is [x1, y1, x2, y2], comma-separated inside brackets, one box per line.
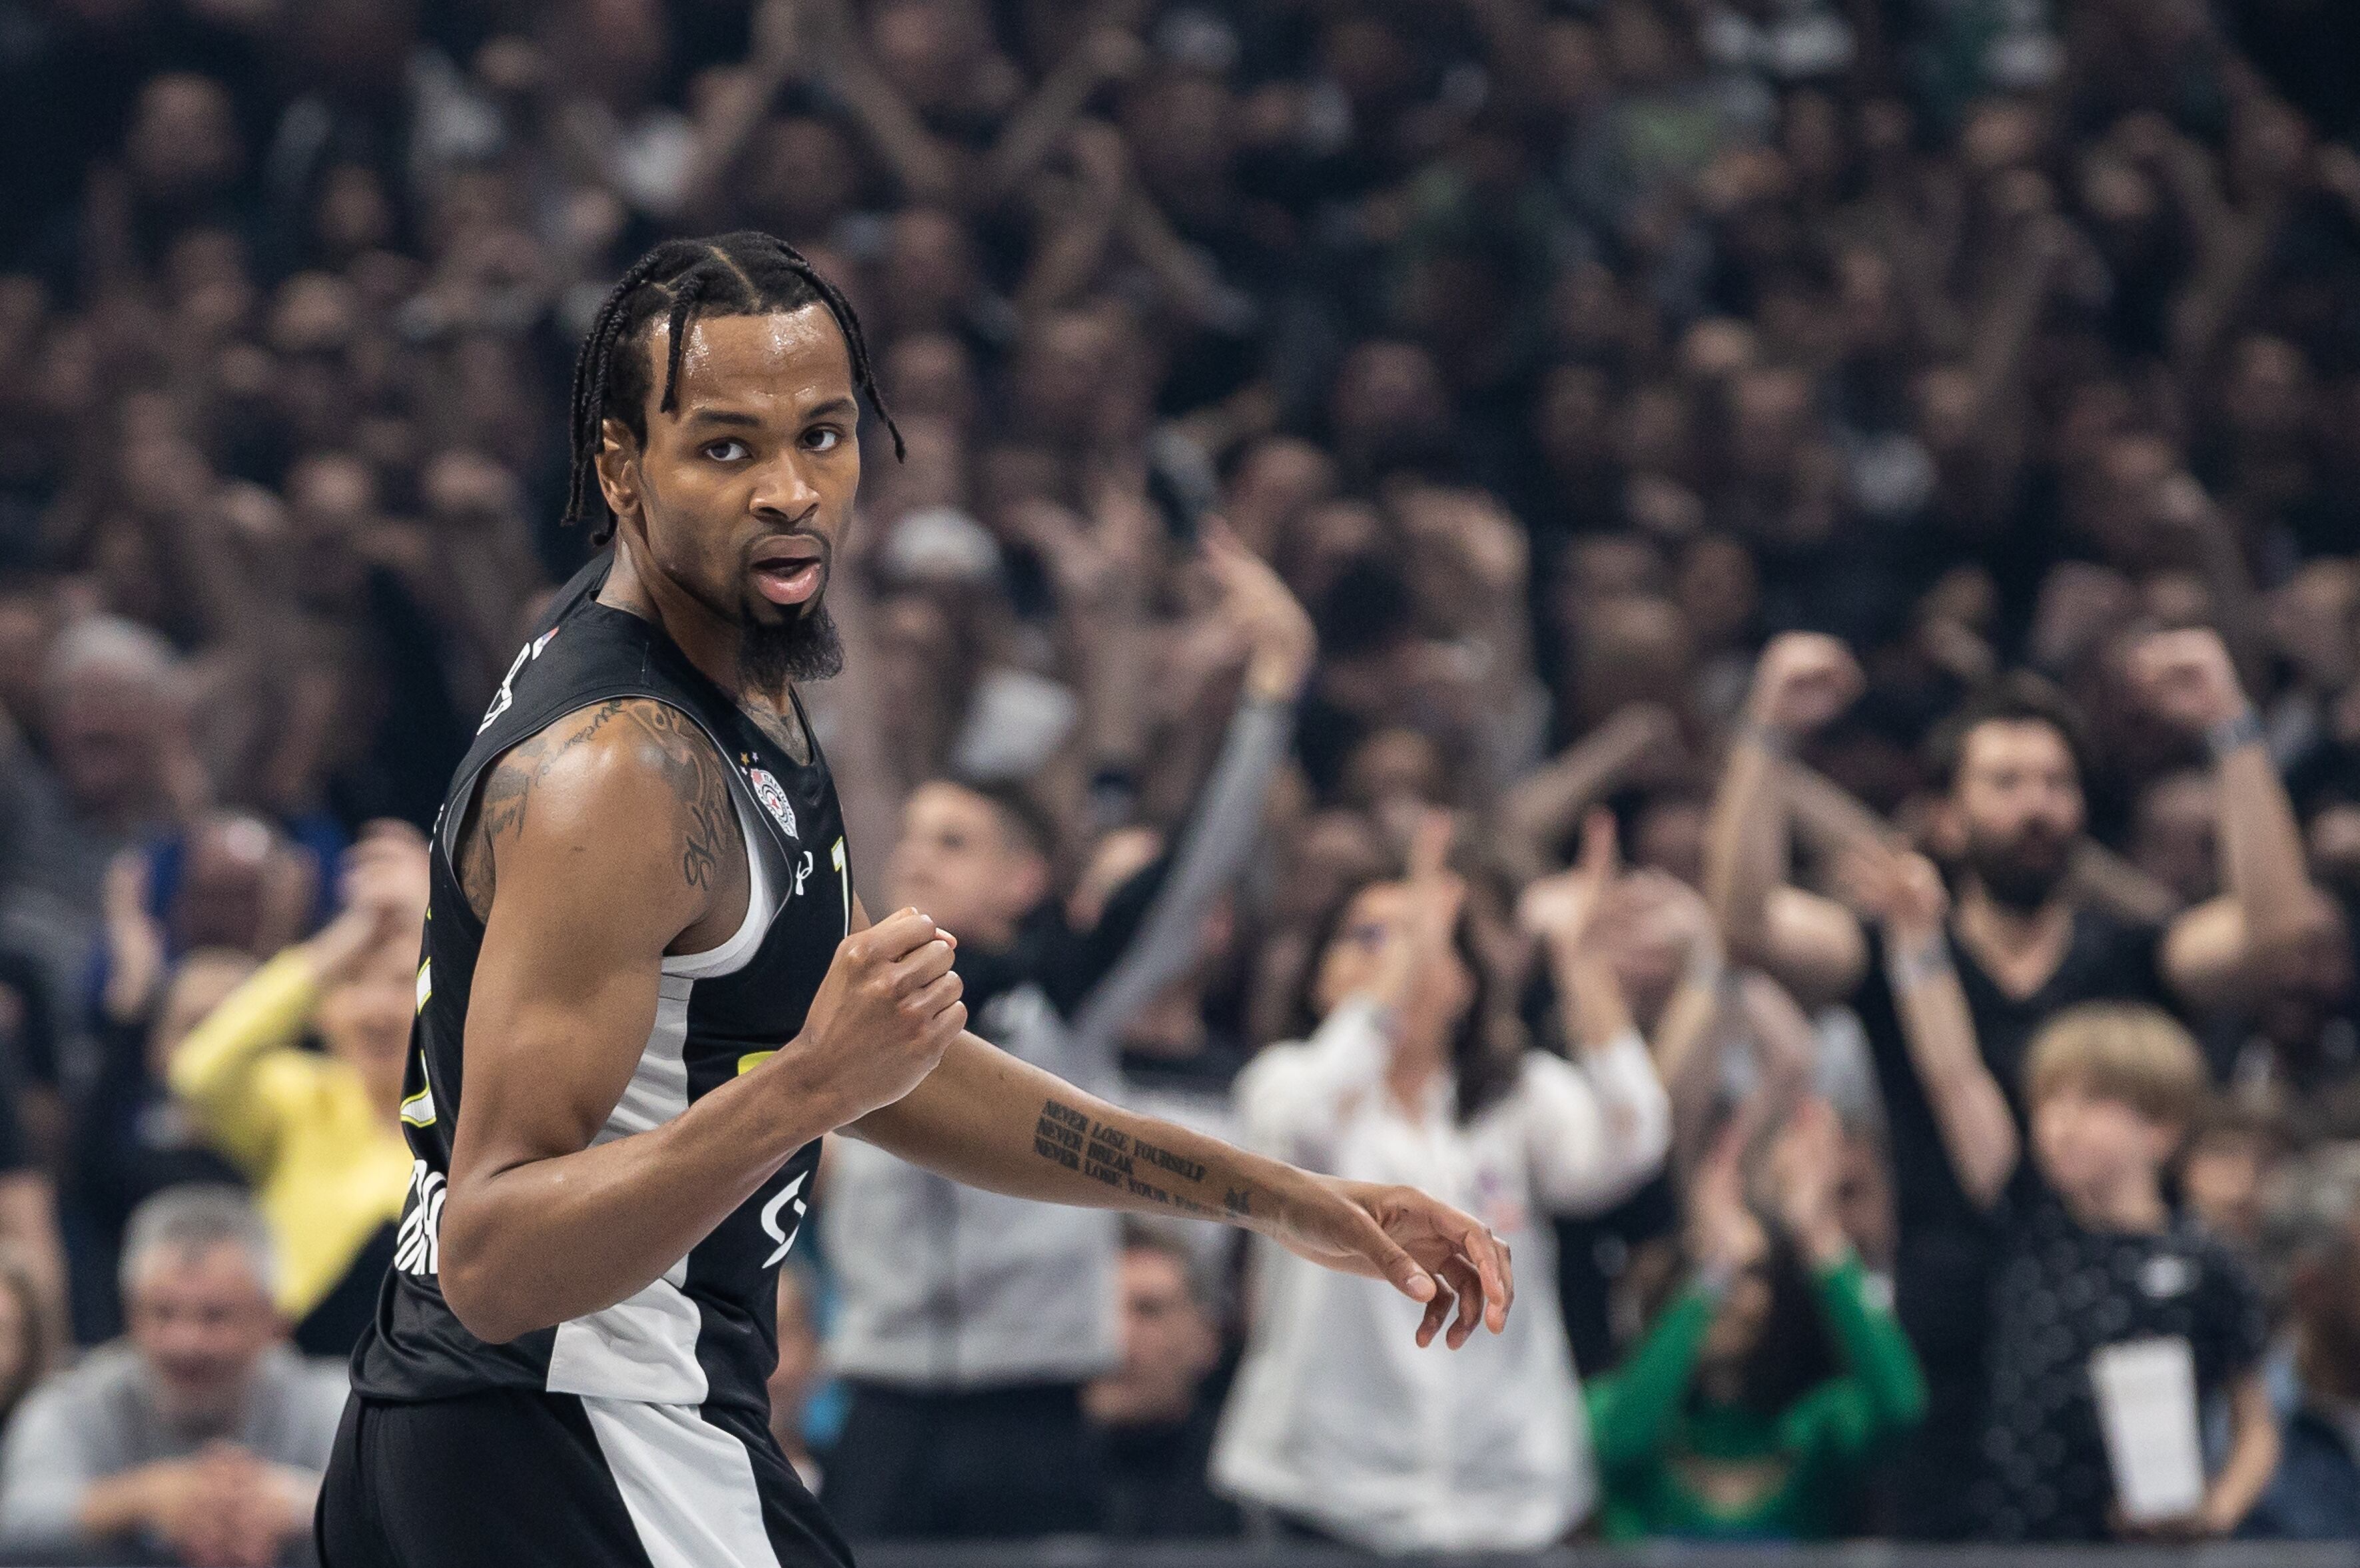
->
[599, 538, 792, 711]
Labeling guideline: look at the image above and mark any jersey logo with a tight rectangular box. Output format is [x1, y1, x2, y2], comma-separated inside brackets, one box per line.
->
[394, 1160, 446, 1276]
[760, 1169, 810, 1267]
[746, 766, 798, 841]
[478, 626, 562, 735]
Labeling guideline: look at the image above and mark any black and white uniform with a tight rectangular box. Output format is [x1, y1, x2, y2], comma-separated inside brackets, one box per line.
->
[321, 554, 857, 1568]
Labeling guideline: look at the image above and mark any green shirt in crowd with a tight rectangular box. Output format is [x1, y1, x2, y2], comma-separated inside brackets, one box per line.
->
[1585, 1254, 1927, 1541]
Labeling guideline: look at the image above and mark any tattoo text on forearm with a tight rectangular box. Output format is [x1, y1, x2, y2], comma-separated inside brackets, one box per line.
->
[1032, 1098, 1254, 1220]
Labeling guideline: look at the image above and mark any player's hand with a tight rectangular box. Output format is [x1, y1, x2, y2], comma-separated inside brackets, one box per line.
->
[2129, 627, 2250, 734]
[1743, 633, 1862, 738]
[1268, 1175, 1513, 1349]
[785, 907, 966, 1124]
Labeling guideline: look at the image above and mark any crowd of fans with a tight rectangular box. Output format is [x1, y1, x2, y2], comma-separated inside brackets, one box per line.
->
[1, 0, 2359, 1561]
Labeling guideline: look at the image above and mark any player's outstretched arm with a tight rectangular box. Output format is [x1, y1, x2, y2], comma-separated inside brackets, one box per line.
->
[437, 699, 967, 1344]
[847, 1030, 1514, 1350]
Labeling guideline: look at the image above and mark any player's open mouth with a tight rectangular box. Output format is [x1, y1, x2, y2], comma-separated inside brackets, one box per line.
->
[750, 543, 827, 606]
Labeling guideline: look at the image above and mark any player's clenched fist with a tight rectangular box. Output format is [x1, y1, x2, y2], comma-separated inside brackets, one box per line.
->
[782, 907, 966, 1123]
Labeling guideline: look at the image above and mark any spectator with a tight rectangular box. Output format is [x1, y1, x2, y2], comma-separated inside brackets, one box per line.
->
[819, 529, 1312, 1540]
[1706, 628, 2325, 1537]
[0, 1185, 346, 1567]
[2248, 1142, 2360, 1540]
[65, 949, 252, 1347]
[0, 0, 2358, 1549]
[1847, 834, 2279, 1541]
[3, 617, 202, 960]
[168, 823, 428, 1356]
[1213, 811, 1671, 1551]
[1588, 1098, 1924, 1540]
[1081, 1222, 1240, 1541]
[2181, 1098, 2291, 1257]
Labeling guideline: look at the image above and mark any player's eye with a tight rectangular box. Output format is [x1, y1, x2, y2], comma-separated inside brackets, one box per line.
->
[803, 426, 843, 452]
[704, 439, 752, 462]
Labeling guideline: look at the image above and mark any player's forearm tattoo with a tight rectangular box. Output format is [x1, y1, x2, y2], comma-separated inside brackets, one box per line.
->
[1031, 1096, 1258, 1220]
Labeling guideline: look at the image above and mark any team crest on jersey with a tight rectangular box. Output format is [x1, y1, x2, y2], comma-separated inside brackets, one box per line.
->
[747, 767, 798, 841]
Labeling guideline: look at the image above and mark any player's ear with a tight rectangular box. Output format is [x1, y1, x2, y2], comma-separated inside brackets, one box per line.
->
[595, 417, 643, 526]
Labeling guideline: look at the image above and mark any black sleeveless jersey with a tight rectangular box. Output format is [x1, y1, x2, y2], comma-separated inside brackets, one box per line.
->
[350, 554, 851, 1423]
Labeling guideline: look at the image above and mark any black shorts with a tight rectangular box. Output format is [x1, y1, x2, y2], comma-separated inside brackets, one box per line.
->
[316, 1387, 855, 1568]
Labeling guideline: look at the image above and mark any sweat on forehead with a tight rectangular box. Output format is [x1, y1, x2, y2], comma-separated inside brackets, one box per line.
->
[641, 309, 857, 416]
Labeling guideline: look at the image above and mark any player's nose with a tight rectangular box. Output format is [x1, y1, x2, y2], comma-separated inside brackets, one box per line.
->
[749, 454, 822, 524]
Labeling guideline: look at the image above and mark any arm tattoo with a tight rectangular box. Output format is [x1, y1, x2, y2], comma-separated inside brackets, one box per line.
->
[1031, 1096, 1256, 1221]
[618, 702, 735, 892]
[456, 698, 631, 918]
[454, 697, 743, 919]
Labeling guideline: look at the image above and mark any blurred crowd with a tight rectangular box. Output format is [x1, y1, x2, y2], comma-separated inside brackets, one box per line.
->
[1, 0, 2359, 1561]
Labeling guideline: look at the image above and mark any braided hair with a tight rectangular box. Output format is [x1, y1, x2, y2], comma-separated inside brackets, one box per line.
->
[563, 232, 903, 546]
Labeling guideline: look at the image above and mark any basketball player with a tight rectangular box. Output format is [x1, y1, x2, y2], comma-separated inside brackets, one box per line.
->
[316, 233, 1516, 1568]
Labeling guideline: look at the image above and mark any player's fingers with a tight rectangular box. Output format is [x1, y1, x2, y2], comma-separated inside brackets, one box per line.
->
[1415, 1274, 1454, 1349]
[888, 936, 958, 992]
[1462, 1218, 1514, 1332]
[859, 907, 943, 963]
[1352, 1208, 1436, 1306]
[901, 969, 963, 1020]
[921, 998, 969, 1048]
[1438, 1255, 1485, 1348]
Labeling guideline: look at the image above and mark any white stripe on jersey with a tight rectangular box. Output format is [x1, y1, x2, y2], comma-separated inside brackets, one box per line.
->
[584, 1397, 783, 1568]
[544, 785, 785, 1404]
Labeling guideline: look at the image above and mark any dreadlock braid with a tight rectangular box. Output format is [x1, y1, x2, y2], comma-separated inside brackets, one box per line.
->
[658, 270, 711, 418]
[563, 232, 904, 546]
[756, 233, 904, 465]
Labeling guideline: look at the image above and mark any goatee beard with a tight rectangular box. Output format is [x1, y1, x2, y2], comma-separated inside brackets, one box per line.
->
[1966, 833, 2073, 914]
[741, 599, 843, 689]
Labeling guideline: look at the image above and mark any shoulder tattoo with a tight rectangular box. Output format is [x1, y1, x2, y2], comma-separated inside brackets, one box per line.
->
[625, 701, 737, 893]
[454, 697, 741, 920]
